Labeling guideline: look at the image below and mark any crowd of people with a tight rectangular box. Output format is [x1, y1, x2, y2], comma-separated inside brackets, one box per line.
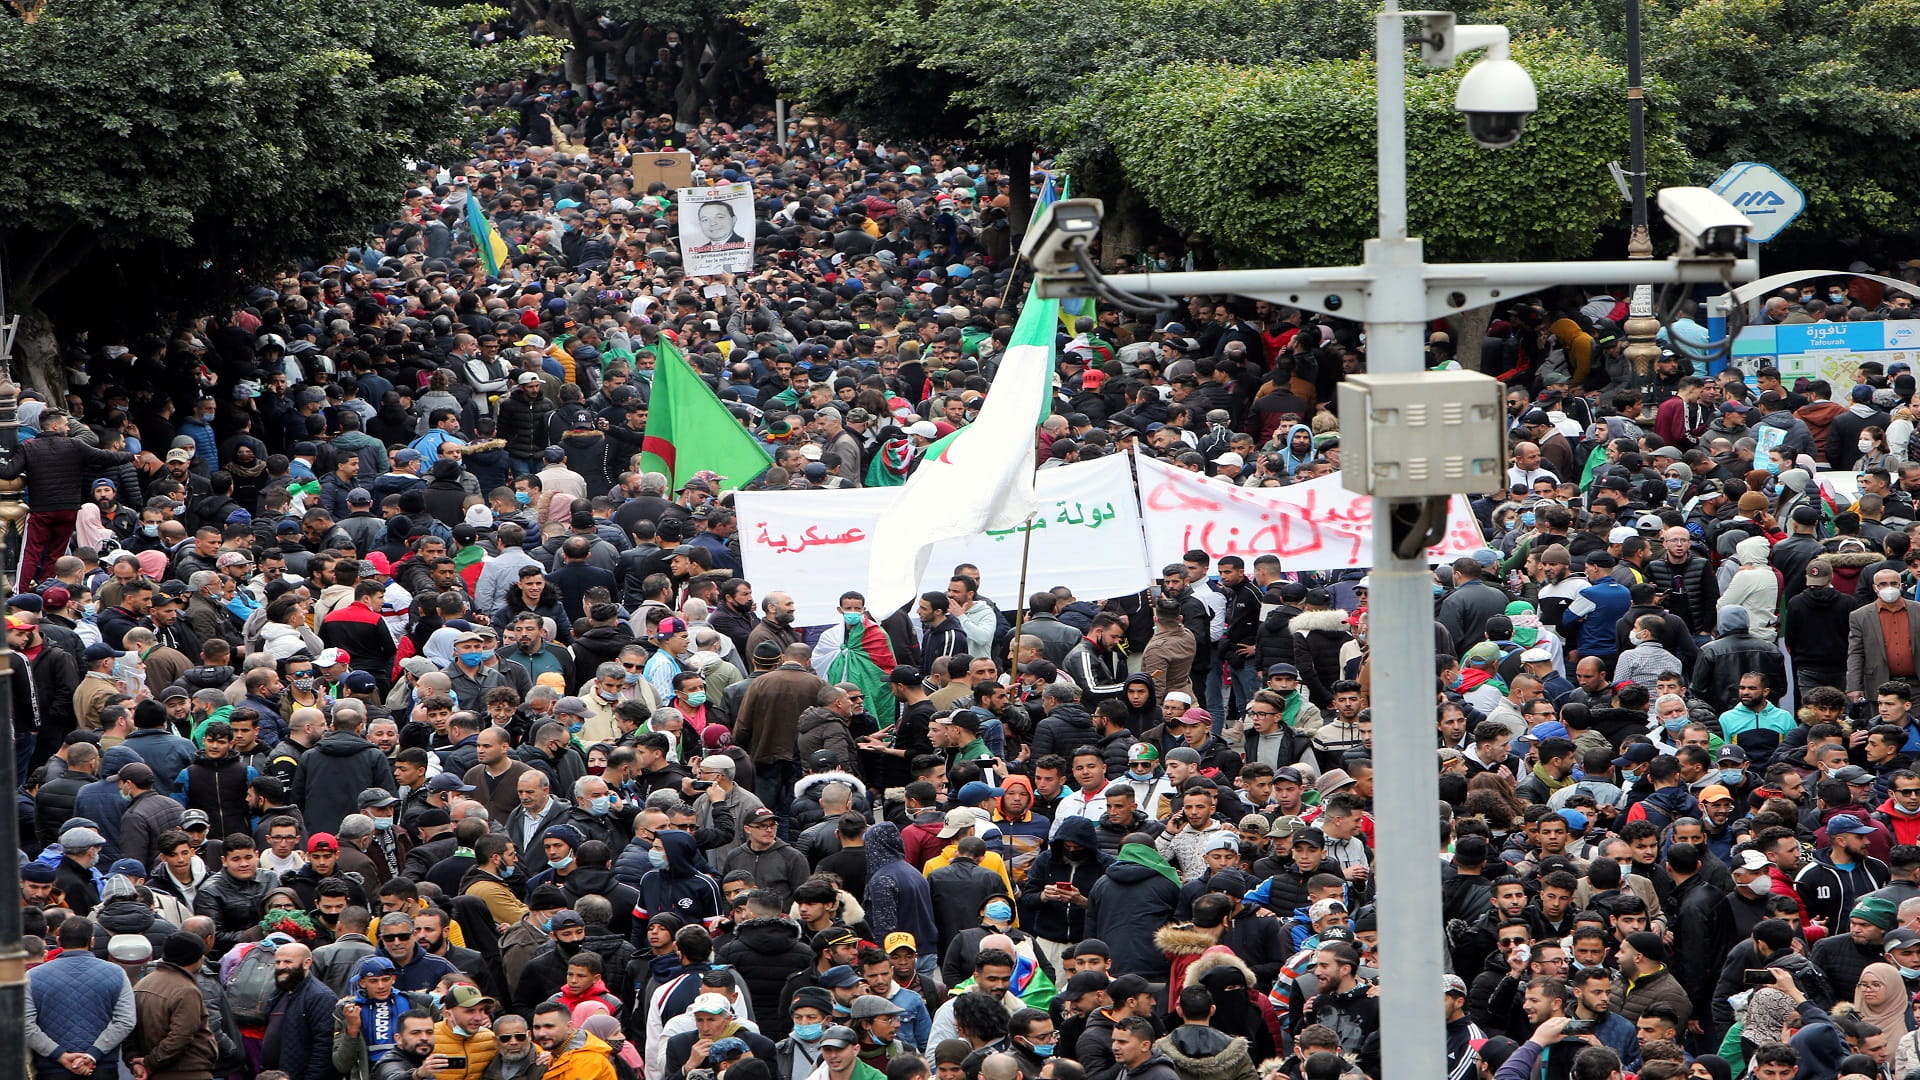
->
[19, 39, 1920, 1080]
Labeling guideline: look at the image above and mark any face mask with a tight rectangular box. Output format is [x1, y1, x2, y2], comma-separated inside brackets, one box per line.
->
[1883, 586, 1906, 604]
[374, 817, 393, 830]
[569, 720, 585, 734]
[501, 864, 517, 878]
[985, 901, 1014, 922]
[591, 795, 613, 815]
[142, 524, 160, 537]
[551, 854, 574, 872]
[623, 670, 641, 685]
[450, 1024, 471, 1038]
[1862, 440, 1876, 454]
[1630, 632, 1649, 646]
[843, 611, 862, 627]
[1663, 717, 1688, 735]
[1719, 769, 1743, 786]
[1765, 461, 1781, 475]
[430, 991, 445, 1006]
[1521, 512, 1535, 527]
[598, 689, 619, 703]
[833, 1002, 852, 1016]
[292, 677, 316, 691]
[1900, 966, 1920, 980]
[459, 652, 483, 668]
[1666, 477, 1682, 492]
[515, 491, 531, 505]
[1130, 767, 1155, 781]
[1433, 583, 1446, 597]
[685, 691, 708, 706]
[648, 847, 669, 868]
[82, 602, 98, 618]
[1028, 1043, 1055, 1059]
[793, 1023, 824, 1041]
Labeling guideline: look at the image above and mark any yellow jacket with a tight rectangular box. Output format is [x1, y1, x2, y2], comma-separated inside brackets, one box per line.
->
[432, 1020, 497, 1080]
[921, 845, 1013, 895]
[543, 1031, 617, 1080]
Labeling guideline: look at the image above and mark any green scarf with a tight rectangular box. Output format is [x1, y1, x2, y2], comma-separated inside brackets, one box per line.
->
[1530, 763, 1575, 795]
[1278, 688, 1304, 729]
[1118, 842, 1179, 886]
[453, 543, 486, 569]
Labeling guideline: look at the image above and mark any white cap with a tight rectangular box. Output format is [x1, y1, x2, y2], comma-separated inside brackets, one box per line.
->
[1211, 451, 1245, 468]
[691, 993, 733, 1014]
[1165, 691, 1194, 705]
[1519, 647, 1552, 663]
[1201, 833, 1239, 855]
[906, 420, 939, 440]
[1608, 526, 1638, 544]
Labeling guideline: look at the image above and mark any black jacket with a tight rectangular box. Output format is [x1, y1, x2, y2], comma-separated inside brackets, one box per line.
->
[292, 731, 396, 834]
[1087, 859, 1180, 979]
[1018, 816, 1113, 942]
[1031, 703, 1098, 760]
[715, 916, 814, 1040]
[1254, 602, 1304, 675]
[194, 867, 281, 954]
[1666, 873, 1732, 1022]
[0, 434, 134, 512]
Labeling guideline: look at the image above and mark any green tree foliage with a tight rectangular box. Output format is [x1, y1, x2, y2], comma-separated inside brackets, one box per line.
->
[0, 0, 559, 385]
[1648, 0, 1920, 237]
[1098, 43, 1690, 267]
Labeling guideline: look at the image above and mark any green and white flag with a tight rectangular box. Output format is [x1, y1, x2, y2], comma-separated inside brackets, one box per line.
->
[865, 287, 1059, 612]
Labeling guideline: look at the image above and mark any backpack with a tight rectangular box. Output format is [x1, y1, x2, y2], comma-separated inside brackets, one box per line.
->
[225, 943, 279, 1026]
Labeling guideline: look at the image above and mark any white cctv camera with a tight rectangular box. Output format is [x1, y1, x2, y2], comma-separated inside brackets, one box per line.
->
[1658, 187, 1751, 257]
[1437, 24, 1537, 149]
[1021, 199, 1105, 276]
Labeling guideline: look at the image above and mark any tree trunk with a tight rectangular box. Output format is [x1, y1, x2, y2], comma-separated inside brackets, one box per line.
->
[1004, 141, 1033, 246]
[13, 306, 63, 405]
[1100, 182, 1152, 272]
[1446, 303, 1494, 373]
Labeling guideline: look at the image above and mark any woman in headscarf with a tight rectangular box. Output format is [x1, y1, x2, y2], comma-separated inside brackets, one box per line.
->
[1858, 963, 1915, 1073]
[538, 490, 575, 537]
[1687, 1054, 1733, 1080]
[73, 502, 115, 554]
[581, 1013, 641, 1080]
[862, 822, 936, 947]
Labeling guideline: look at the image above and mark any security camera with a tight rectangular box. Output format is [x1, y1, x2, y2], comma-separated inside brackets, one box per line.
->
[1658, 187, 1751, 257]
[1455, 55, 1537, 148]
[1021, 198, 1105, 276]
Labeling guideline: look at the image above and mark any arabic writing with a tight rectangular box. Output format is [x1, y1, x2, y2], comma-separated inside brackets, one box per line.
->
[754, 523, 867, 554]
[982, 500, 1121, 541]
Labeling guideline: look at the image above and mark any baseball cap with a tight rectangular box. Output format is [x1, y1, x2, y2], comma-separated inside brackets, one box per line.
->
[1698, 784, 1733, 804]
[744, 807, 778, 828]
[181, 809, 210, 828]
[357, 787, 399, 808]
[427, 773, 476, 793]
[1265, 663, 1300, 678]
[1443, 974, 1468, 996]
[1612, 743, 1658, 768]
[549, 910, 584, 932]
[1833, 765, 1874, 785]
[1885, 927, 1920, 952]
[307, 833, 339, 852]
[553, 696, 591, 718]
[819, 1026, 859, 1050]
[1268, 815, 1308, 839]
[1717, 745, 1749, 765]
[955, 780, 1003, 803]
[884, 932, 917, 954]
[1291, 827, 1327, 849]
[444, 984, 496, 1009]
[1829, 813, 1876, 835]
[106, 858, 148, 879]
[516, 372, 542, 385]
[340, 671, 378, 694]
[818, 965, 862, 989]
[1733, 849, 1771, 873]
[691, 993, 734, 1014]
[937, 807, 976, 838]
[1059, 970, 1112, 1001]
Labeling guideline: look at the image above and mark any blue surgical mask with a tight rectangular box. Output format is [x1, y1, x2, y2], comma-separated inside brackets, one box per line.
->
[1719, 769, 1743, 786]
[685, 691, 708, 706]
[1029, 1043, 1055, 1059]
[551, 854, 574, 871]
[1666, 477, 1683, 492]
[374, 817, 393, 830]
[843, 611, 862, 627]
[984, 901, 1013, 922]
[1663, 717, 1688, 735]
[1521, 512, 1535, 527]
[515, 491, 531, 505]
[142, 524, 160, 537]
[1765, 461, 1781, 475]
[793, 1023, 824, 1041]
[541, 918, 553, 933]
[1900, 965, 1920, 980]
[624, 670, 641, 685]
[591, 795, 613, 815]
[459, 652, 483, 667]
[648, 847, 668, 868]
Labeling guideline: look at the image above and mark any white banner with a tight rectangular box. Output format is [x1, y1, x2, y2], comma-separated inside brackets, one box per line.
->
[677, 183, 755, 275]
[1134, 454, 1486, 573]
[737, 454, 1150, 624]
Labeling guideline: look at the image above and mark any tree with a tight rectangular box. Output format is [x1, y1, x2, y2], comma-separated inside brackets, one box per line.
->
[1648, 0, 1920, 239]
[0, 0, 560, 392]
[1095, 42, 1691, 270]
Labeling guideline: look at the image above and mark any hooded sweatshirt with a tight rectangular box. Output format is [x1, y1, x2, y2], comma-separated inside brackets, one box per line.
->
[863, 822, 937, 947]
[638, 831, 723, 924]
[1155, 1025, 1256, 1080]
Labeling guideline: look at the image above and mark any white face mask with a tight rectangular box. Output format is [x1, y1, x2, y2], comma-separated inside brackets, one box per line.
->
[1882, 586, 1906, 605]
[1861, 440, 1876, 454]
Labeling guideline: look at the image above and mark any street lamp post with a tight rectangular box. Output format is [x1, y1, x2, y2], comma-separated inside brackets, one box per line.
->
[1621, 0, 1664, 380]
[1030, 4, 1758, 1075]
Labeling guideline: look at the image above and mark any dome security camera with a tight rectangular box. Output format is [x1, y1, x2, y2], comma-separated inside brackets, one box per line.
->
[1454, 54, 1537, 149]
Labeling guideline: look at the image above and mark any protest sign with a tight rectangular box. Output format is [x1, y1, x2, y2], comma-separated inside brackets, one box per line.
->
[1134, 454, 1485, 572]
[736, 453, 1148, 623]
[676, 182, 755, 275]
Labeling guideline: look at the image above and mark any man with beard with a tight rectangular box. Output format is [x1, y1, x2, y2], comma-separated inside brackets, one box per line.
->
[532, 1000, 617, 1080]
[485, 1014, 543, 1080]
[263, 942, 341, 1080]
[365, 1009, 441, 1080]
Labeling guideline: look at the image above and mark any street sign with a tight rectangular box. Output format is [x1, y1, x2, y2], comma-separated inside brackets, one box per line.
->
[1709, 161, 1805, 244]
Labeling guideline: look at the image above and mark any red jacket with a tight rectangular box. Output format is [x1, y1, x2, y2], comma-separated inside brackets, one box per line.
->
[1875, 798, 1920, 846]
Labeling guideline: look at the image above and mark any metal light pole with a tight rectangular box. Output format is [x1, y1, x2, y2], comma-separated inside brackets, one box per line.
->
[1620, 0, 1664, 383]
[1030, 10, 1759, 1075]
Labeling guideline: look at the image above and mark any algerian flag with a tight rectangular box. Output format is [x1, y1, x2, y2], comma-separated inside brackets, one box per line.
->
[865, 287, 1059, 612]
[811, 611, 899, 731]
[636, 340, 772, 492]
